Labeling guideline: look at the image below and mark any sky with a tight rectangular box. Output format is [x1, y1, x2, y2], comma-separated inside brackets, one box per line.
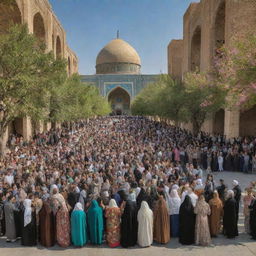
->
[49, 0, 199, 75]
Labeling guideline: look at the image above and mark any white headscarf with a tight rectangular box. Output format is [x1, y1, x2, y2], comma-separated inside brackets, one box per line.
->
[227, 190, 235, 199]
[50, 184, 58, 194]
[232, 180, 239, 186]
[73, 202, 84, 211]
[23, 199, 32, 227]
[169, 189, 181, 215]
[138, 201, 152, 215]
[108, 199, 118, 208]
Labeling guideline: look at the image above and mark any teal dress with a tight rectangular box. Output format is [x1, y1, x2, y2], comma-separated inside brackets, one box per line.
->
[87, 200, 104, 244]
[71, 210, 87, 246]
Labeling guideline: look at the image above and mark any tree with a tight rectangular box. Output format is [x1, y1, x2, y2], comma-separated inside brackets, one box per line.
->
[131, 81, 164, 116]
[183, 71, 226, 134]
[48, 74, 111, 123]
[157, 75, 188, 126]
[214, 33, 256, 109]
[0, 24, 67, 150]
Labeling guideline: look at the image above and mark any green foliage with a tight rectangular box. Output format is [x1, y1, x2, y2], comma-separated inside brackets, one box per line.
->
[131, 72, 225, 134]
[183, 71, 225, 134]
[48, 74, 111, 122]
[131, 80, 164, 116]
[0, 24, 110, 138]
[0, 24, 67, 135]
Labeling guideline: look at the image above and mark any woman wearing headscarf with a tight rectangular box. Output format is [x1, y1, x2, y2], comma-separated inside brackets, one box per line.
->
[71, 202, 87, 247]
[179, 195, 196, 245]
[4, 195, 16, 242]
[208, 190, 223, 237]
[249, 196, 256, 240]
[153, 195, 170, 244]
[194, 194, 211, 246]
[105, 199, 122, 247]
[51, 186, 70, 247]
[137, 201, 153, 247]
[243, 188, 253, 234]
[21, 198, 37, 246]
[223, 190, 237, 238]
[87, 200, 104, 245]
[39, 197, 55, 247]
[169, 189, 181, 237]
[120, 200, 138, 247]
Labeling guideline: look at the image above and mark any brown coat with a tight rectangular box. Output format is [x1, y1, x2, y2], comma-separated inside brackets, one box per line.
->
[209, 195, 223, 236]
[153, 196, 170, 244]
[39, 200, 55, 247]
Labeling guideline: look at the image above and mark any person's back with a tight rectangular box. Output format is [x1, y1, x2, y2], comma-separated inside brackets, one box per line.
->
[71, 204, 87, 246]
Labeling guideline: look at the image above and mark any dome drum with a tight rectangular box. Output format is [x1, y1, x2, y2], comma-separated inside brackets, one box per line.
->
[96, 62, 140, 74]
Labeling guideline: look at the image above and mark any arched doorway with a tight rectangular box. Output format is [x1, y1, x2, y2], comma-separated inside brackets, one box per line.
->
[213, 1, 226, 56]
[0, 1, 21, 34]
[56, 36, 62, 58]
[108, 87, 130, 115]
[240, 105, 256, 136]
[191, 26, 201, 72]
[213, 109, 225, 134]
[68, 57, 71, 76]
[33, 12, 45, 43]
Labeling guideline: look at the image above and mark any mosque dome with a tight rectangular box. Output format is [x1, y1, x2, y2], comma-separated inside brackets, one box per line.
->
[96, 38, 141, 74]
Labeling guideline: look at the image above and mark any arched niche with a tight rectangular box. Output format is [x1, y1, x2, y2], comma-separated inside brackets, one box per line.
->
[33, 12, 46, 43]
[56, 35, 62, 58]
[191, 26, 201, 72]
[0, 1, 22, 34]
[108, 87, 131, 115]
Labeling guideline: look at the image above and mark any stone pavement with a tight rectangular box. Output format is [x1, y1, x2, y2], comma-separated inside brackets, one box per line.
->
[1, 171, 256, 256]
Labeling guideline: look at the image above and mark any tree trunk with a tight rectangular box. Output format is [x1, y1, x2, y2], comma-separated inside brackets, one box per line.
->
[0, 127, 8, 155]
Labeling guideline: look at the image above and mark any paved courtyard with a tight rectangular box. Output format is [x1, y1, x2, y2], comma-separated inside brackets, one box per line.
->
[1, 171, 256, 256]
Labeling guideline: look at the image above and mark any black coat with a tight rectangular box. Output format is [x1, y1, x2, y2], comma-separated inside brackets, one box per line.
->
[120, 200, 138, 247]
[223, 198, 237, 238]
[21, 211, 37, 246]
[249, 199, 256, 239]
[179, 195, 196, 245]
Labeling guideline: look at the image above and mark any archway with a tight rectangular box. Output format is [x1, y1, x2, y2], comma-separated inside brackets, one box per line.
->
[0, 1, 21, 34]
[213, 109, 225, 134]
[240, 105, 256, 136]
[33, 12, 46, 43]
[191, 26, 201, 71]
[108, 87, 131, 115]
[213, 1, 226, 56]
[68, 57, 71, 76]
[56, 36, 62, 58]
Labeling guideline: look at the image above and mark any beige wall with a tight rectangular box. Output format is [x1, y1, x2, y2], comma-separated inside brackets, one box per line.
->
[167, 40, 183, 80]
[168, 0, 256, 137]
[1, 0, 79, 140]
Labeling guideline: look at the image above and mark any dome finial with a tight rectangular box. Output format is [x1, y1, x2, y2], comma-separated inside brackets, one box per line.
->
[117, 30, 119, 39]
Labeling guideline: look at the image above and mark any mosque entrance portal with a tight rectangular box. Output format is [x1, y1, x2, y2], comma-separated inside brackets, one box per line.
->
[108, 87, 130, 115]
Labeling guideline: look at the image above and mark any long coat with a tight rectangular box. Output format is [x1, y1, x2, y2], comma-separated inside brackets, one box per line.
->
[4, 202, 16, 240]
[120, 200, 138, 247]
[223, 198, 237, 238]
[179, 195, 196, 245]
[249, 199, 256, 239]
[153, 196, 170, 244]
[87, 200, 104, 245]
[39, 200, 55, 247]
[71, 210, 87, 246]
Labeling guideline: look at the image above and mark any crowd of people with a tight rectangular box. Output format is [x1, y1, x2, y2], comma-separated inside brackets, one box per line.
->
[0, 116, 256, 249]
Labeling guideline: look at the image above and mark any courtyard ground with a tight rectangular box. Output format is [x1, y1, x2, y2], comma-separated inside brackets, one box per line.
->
[1, 171, 256, 256]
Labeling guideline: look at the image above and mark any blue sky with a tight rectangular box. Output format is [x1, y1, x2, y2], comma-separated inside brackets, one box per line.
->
[49, 0, 199, 75]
